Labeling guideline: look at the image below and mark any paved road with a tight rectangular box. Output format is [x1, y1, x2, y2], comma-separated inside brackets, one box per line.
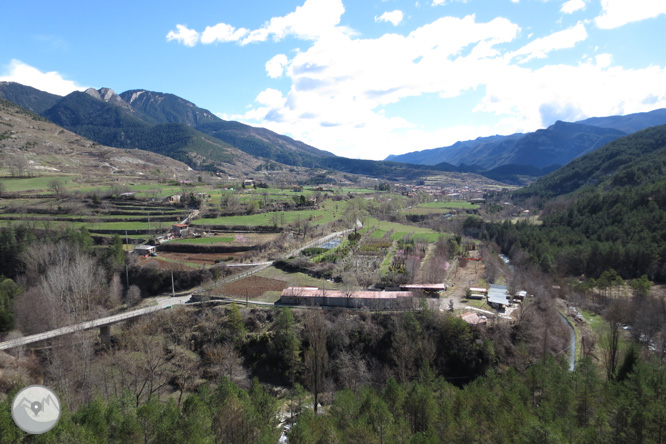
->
[0, 229, 353, 352]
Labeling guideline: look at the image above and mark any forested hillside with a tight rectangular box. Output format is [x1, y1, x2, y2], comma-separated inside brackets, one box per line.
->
[1, 356, 664, 443]
[469, 125, 666, 280]
[0, 82, 61, 114]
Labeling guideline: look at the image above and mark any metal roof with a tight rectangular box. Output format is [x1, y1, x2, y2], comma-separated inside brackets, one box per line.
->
[281, 287, 414, 299]
[488, 284, 511, 306]
[400, 284, 448, 290]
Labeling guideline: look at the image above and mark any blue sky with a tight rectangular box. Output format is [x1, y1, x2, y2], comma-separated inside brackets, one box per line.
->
[2, 0, 666, 160]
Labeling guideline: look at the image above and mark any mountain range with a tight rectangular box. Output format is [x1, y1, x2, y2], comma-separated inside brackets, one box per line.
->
[2, 82, 466, 183]
[4, 80, 666, 184]
[386, 109, 666, 170]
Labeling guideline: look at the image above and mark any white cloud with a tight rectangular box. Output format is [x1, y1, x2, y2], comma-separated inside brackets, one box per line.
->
[266, 54, 289, 78]
[595, 53, 613, 69]
[256, 89, 287, 108]
[596, 0, 666, 29]
[0, 59, 86, 96]
[560, 0, 586, 14]
[474, 61, 666, 131]
[241, 0, 348, 44]
[432, 0, 469, 5]
[168, 0, 351, 47]
[166, 24, 200, 47]
[511, 22, 587, 63]
[375, 10, 404, 26]
[181, 1, 666, 160]
[232, 15, 522, 158]
[201, 23, 248, 44]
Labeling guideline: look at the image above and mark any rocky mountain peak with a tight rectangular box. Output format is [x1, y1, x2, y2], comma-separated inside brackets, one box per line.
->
[85, 87, 132, 110]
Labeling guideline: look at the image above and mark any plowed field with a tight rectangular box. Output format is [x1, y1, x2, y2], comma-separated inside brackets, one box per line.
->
[218, 275, 288, 298]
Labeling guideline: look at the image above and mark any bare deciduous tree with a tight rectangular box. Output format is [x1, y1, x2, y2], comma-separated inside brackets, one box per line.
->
[107, 328, 173, 407]
[16, 242, 106, 332]
[204, 342, 246, 384]
[125, 285, 142, 307]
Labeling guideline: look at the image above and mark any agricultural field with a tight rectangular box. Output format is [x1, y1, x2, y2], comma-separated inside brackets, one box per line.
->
[402, 200, 479, 216]
[0, 175, 75, 193]
[1, 173, 492, 303]
[193, 207, 339, 227]
[362, 217, 443, 241]
[214, 275, 289, 302]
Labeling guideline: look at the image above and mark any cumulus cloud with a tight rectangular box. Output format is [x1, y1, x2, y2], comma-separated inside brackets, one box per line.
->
[0, 59, 87, 96]
[168, 0, 351, 47]
[596, 0, 666, 29]
[560, 0, 586, 14]
[170, 1, 666, 159]
[510, 22, 588, 63]
[242, 0, 348, 44]
[201, 23, 248, 44]
[232, 15, 523, 158]
[166, 24, 200, 47]
[266, 54, 289, 78]
[475, 60, 666, 130]
[375, 10, 404, 26]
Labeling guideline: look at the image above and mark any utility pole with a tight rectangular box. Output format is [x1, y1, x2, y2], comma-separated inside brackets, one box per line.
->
[171, 271, 175, 297]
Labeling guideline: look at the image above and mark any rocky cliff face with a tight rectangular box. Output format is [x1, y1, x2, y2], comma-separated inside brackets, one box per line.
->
[119, 89, 220, 127]
[84, 87, 133, 111]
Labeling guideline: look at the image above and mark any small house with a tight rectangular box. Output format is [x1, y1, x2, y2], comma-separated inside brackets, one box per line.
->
[172, 223, 189, 236]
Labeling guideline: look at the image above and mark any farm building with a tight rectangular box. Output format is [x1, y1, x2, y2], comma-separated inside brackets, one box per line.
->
[172, 223, 189, 236]
[133, 245, 156, 255]
[280, 287, 415, 310]
[468, 287, 487, 300]
[400, 283, 448, 296]
[487, 284, 511, 310]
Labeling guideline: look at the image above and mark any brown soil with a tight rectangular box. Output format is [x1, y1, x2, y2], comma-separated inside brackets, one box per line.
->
[151, 251, 246, 267]
[217, 275, 288, 298]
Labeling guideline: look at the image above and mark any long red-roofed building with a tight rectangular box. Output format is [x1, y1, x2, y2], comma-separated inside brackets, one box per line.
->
[280, 287, 415, 309]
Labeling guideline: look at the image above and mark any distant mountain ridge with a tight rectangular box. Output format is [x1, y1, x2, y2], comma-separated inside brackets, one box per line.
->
[9, 81, 649, 184]
[0, 82, 61, 114]
[386, 108, 666, 170]
[0, 83, 470, 182]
